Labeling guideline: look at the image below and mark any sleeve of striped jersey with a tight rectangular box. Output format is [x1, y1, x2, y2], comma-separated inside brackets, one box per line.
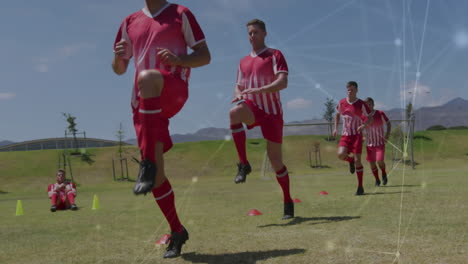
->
[182, 9, 206, 48]
[273, 50, 289, 75]
[47, 184, 55, 198]
[67, 182, 77, 196]
[381, 111, 390, 123]
[236, 64, 243, 86]
[114, 18, 133, 59]
[362, 102, 371, 116]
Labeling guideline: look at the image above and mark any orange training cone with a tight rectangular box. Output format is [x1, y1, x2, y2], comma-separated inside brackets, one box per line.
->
[156, 234, 171, 245]
[247, 209, 263, 216]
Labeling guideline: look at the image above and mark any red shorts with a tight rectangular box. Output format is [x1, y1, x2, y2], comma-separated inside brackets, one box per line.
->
[338, 134, 363, 154]
[366, 145, 386, 162]
[243, 100, 283, 144]
[55, 193, 70, 210]
[133, 70, 188, 153]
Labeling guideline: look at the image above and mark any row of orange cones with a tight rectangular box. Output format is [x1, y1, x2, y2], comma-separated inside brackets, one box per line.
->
[155, 192, 329, 245]
[15, 194, 100, 216]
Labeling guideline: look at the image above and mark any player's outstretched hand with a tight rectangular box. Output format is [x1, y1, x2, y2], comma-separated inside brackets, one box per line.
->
[114, 40, 129, 58]
[231, 95, 243, 103]
[357, 124, 365, 133]
[242, 88, 263, 95]
[157, 48, 181, 66]
[384, 134, 390, 143]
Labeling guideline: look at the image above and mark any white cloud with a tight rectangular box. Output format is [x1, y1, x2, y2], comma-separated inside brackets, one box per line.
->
[58, 43, 95, 58]
[287, 98, 313, 110]
[401, 81, 456, 107]
[0, 93, 16, 100]
[454, 31, 468, 48]
[35, 64, 49, 73]
[374, 100, 388, 110]
[31, 43, 94, 73]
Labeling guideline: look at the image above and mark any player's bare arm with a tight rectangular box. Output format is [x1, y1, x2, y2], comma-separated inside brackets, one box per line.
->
[242, 73, 288, 95]
[333, 112, 341, 137]
[358, 112, 374, 133]
[232, 85, 244, 103]
[112, 40, 130, 75]
[157, 41, 211, 68]
[385, 120, 392, 140]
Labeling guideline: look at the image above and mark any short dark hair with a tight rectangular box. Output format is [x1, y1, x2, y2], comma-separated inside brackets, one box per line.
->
[365, 97, 374, 104]
[246, 18, 266, 31]
[57, 169, 65, 175]
[347, 81, 358, 89]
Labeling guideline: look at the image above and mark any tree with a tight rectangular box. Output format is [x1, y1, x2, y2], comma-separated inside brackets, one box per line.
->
[116, 122, 125, 159]
[323, 97, 336, 140]
[405, 102, 413, 120]
[62, 113, 78, 152]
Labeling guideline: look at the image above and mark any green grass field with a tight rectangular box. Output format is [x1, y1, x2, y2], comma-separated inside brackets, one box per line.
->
[1, 130, 467, 263]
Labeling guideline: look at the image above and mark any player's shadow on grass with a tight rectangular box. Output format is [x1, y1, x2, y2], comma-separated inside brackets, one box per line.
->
[257, 216, 360, 228]
[182, 248, 306, 264]
[383, 184, 420, 188]
[365, 191, 411, 195]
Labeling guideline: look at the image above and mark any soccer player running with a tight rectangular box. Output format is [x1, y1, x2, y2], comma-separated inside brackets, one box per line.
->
[229, 19, 294, 219]
[333, 81, 373, 195]
[363, 97, 391, 186]
[112, 0, 210, 258]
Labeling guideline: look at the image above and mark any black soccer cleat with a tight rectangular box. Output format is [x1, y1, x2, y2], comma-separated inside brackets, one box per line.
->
[282, 202, 294, 220]
[382, 174, 388, 186]
[71, 204, 78, 211]
[234, 163, 252, 184]
[133, 159, 157, 195]
[163, 227, 189, 259]
[50, 205, 57, 212]
[375, 179, 381, 187]
[349, 160, 356, 174]
[355, 186, 364, 196]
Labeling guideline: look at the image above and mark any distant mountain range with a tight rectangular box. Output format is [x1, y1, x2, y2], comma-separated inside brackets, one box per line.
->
[128, 97, 468, 144]
[2, 98, 467, 146]
[0, 140, 14, 147]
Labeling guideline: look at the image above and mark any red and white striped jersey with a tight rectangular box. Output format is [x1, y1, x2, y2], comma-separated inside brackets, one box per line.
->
[236, 47, 288, 116]
[336, 98, 371, 136]
[363, 110, 390, 146]
[47, 182, 77, 197]
[114, 3, 206, 110]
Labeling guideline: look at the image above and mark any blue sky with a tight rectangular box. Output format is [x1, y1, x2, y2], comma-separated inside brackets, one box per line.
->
[1, 0, 467, 141]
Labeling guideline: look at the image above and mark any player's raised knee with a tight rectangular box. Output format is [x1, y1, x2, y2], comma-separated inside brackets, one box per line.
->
[229, 105, 242, 121]
[137, 70, 164, 97]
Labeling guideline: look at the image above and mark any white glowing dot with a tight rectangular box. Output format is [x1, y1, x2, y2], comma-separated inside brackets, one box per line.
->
[315, 83, 321, 89]
[394, 38, 402, 47]
[396, 251, 401, 257]
[454, 31, 468, 48]
[403, 152, 408, 158]
[35, 64, 49, 73]
[224, 135, 232, 141]
[326, 241, 335, 251]
[416, 72, 421, 78]
[421, 181, 427, 188]
[96, 224, 101, 230]
[192, 176, 198, 183]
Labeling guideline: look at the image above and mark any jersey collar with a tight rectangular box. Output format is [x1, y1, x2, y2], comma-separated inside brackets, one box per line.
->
[142, 2, 171, 18]
[250, 46, 269, 57]
[346, 97, 359, 104]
